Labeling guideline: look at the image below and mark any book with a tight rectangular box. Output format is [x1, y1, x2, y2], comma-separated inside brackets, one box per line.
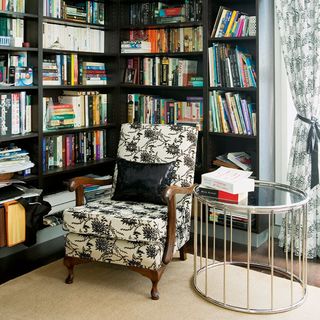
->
[227, 152, 252, 171]
[4, 200, 26, 247]
[0, 206, 6, 247]
[201, 167, 254, 194]
[198, 185, 248, 204]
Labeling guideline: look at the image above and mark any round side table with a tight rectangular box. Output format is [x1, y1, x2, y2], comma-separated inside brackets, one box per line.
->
[193, 180, 308, 314]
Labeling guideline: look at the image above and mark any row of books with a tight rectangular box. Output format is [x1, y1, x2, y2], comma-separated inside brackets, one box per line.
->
[43, 22, 105, 53]
[43, 56, 107, 86]
[127, 94, 203, 129]
[43, 91, 107, 130]
[211, 6, 256, 38]
[0, 18, 24, 47]
[122, 26, 203, 53]
[1, 0, 25, 12]
[0, 92, 32, 136]
[208, 44, 256, 88]
[124, 57, 199, 87]
[128, 0, 202, 25]
[43, 0, 105, 25]
[209, 207, 255, 227]
[42, 130, 107, 171]
[0, 145, 34, 175]
[209, 91, 256, 135]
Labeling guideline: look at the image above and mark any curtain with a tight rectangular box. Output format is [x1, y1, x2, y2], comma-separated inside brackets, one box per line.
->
[276, 0, 320, 258]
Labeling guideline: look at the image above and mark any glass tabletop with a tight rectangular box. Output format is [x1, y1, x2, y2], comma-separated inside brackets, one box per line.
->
[194, 180, 308, 213]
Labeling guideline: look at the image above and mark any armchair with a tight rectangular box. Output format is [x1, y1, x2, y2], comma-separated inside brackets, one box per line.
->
[63, 123, 198, 299]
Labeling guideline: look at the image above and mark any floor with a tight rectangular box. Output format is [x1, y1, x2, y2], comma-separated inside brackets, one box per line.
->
[187, 236, 320, 288]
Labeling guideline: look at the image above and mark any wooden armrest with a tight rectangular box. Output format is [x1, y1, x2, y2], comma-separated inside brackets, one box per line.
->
[68, 176, 113, 206]
[162, 184, 195, 265]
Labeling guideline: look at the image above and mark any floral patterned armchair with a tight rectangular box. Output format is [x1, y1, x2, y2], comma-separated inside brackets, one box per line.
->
[63, 123, 198, 299]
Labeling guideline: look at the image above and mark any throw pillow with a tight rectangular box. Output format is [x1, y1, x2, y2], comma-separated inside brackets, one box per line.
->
[112, 158, 176, 205]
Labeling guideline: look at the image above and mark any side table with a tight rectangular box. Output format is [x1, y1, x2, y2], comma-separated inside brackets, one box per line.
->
[193, 180, 308, 314]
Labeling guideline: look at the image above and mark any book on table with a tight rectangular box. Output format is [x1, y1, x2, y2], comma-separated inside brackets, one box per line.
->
[201, 166, 254, 194]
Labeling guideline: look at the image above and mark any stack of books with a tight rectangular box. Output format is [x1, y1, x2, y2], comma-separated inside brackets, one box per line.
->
[200, 167, 254, 202]
[82, 62, 107, 85]
[46, 103, 75, 130]
[43, 59, 60, 86]
[0, 145, 34, 174]
[212, 152, 252, 171]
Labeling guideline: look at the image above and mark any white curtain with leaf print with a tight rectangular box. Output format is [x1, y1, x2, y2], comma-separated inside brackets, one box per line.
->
[276, 0, 320, 258]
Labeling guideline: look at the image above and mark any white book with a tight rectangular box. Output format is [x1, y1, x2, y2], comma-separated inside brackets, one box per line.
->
[201, 167, 254, 194]
[56, 135, 63, 168]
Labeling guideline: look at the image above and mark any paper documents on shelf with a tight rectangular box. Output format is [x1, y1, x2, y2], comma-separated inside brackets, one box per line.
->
[201, 167, 254, 194]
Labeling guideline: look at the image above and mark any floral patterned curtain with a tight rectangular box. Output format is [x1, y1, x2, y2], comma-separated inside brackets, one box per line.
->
[276, 0, 320, 258]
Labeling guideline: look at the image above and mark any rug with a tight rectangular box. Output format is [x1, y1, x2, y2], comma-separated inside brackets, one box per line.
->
[0, 255, 318, 320]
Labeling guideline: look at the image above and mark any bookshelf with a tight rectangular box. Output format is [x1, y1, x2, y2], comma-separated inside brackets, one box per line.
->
[0, 0, 274, 235]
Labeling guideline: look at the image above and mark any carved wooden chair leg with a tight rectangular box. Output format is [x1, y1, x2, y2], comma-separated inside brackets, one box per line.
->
[129, 265, 166, 300]
[63, 256, 89, 284]
[179, 243, 188, 261]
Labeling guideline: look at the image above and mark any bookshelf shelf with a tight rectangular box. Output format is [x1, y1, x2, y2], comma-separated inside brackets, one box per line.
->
[42, 85, 115, 90]
[43, 158, 115, 177]
[0, 46, 38, 52]
[120, 52, 203, 57]
[209, 132, 256, 139]
[209, 36, 256, 42]
[0, 86, 38, 91]
[120, 84, 203, 91]
[121, 21, 203, 30]
[209, 87, 256, 92]
[0, 11, 38, 19]
[43, 17, 109, 30]
[13, 174, 39, 182]
[0, 132, 38, 142]
[42, 49, 115, 57]
[43, 124, 116, 136]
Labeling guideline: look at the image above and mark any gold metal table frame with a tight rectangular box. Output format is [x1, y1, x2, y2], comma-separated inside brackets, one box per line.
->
[193, 181, 309, 314]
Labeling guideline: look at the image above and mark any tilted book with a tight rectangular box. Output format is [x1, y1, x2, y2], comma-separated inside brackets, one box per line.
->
[4, 200, 26, 247]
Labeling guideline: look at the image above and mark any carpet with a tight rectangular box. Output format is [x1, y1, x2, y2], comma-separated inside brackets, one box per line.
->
[0, 255, 318, 320]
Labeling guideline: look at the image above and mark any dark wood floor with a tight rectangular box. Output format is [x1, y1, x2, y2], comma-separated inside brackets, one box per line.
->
[186, 237, 320, 287]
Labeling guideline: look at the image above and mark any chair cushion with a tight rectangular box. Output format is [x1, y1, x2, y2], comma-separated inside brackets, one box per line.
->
[63, 196, 192, 249]
[65, 232, 165, 270]
[63, 198, 168, 243]
[112, 158, 175, 205]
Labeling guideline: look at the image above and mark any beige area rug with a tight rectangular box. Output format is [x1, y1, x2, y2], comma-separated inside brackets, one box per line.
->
[0, 255, 318, 320]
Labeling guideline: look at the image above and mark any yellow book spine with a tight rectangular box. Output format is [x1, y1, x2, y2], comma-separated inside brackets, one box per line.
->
[71, 55, 75, 85]
[225, 11, 237, 37]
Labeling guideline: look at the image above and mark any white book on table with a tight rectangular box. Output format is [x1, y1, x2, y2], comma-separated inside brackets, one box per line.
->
[201, 167, 254, 194]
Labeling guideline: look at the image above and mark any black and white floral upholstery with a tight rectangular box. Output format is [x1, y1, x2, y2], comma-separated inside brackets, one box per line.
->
[63, 123, 198, 270]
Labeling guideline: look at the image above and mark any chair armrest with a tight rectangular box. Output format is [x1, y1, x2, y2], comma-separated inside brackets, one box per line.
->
[162, 184, 195, 265]
[68, 177, 113, 206]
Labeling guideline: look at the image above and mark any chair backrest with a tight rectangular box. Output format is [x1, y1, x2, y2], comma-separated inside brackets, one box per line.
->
[115, 123, 198, 187]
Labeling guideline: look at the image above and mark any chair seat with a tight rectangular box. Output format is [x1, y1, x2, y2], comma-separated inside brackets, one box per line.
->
[63, 197, 175, 244]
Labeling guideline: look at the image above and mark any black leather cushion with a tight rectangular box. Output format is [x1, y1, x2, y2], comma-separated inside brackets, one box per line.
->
[112, 158, 176, 205]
